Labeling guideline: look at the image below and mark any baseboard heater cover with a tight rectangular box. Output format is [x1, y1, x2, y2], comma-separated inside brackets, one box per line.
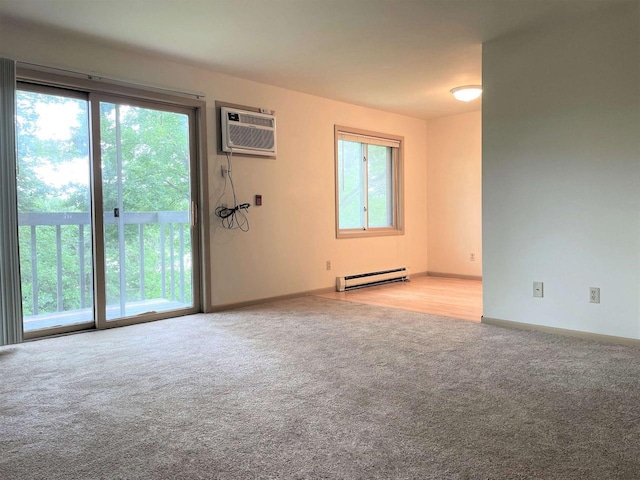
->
[336, 267, 408, 292]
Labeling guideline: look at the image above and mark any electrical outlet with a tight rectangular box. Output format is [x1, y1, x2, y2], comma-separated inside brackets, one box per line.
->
[470, 253, 475, 261]
[326, 260, 331, 271]
[533, 281, 544, 298]
[590, 287, 600, 304]
[221, 165, 227, 178]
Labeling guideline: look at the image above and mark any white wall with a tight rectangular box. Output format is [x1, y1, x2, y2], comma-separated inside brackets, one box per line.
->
[0, 21, 429, 308]
[426, 111, 482, 278]
[482, 3, 640, 338]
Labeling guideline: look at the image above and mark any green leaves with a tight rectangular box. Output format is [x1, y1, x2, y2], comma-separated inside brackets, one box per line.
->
[17, 92, 193, 319]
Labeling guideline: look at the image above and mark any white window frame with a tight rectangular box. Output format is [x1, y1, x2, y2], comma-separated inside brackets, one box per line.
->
[334, 125, 404, 239]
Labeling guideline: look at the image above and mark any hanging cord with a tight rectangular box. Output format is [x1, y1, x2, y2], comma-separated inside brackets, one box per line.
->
[215, 151, 250, 231]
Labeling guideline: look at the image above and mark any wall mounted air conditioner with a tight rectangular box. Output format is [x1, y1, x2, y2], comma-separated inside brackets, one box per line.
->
[221, 107, 277, 157]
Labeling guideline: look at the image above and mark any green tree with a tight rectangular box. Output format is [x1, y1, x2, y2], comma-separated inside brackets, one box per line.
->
[338, 140, 394, 229]
[99, 103, 192, 306]
[16, 90, 92, 316]
[16, 91, 193, 319]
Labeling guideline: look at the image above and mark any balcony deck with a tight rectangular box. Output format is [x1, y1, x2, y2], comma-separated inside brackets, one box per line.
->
[24, 299, 192, 332]
[19, 210, 192, 333]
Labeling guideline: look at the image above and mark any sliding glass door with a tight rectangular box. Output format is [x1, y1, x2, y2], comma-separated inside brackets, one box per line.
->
[16, 84, 199, 336]
[99, 100, 194, 322]
[16, 86, 94, 333]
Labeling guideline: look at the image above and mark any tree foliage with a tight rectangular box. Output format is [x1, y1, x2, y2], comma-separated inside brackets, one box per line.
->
[16, 91, 193, 320]
[338, 140, 394, 230]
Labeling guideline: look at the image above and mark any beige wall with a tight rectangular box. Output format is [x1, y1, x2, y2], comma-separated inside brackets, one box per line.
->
[1, 21, 429, 308]
[426, 111, 482, 278]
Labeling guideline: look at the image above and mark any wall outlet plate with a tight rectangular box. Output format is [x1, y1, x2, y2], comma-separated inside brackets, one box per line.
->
[533, 281, 544, 298]
[590, 287, 600, 304]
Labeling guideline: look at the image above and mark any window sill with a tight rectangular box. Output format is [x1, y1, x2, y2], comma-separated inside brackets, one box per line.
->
[336, 228, 404, 239]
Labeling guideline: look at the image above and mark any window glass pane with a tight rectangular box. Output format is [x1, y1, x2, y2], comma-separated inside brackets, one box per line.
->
[367, 144, 393, 228]
[338, 139, 364, 229]
[16, 89, 93, 331]
[100, 102, 193, 320]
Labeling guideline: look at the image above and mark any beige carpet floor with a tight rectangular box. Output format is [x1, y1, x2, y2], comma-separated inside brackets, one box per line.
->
[2, 296, 640, 479]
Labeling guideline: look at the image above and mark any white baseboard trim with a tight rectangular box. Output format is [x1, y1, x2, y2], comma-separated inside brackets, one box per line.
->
[427, 271, 482, 281]
[208, 286, 336, 312]
[482, 316, 640, 347]
[409, 270, 428, 279]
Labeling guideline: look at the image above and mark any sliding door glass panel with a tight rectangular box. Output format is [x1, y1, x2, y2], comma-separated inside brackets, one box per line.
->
[99, 102, 193, 321]
[16, 88, 93, 332]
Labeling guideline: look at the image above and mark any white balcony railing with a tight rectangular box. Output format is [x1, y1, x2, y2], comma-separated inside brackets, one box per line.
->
[18, 210, 191, 329]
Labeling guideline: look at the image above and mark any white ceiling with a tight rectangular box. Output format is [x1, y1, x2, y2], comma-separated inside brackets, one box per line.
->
[0, 0, 618, 119]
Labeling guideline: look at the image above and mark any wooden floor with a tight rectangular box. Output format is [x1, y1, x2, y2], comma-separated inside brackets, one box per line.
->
[317, 275, 483, 322]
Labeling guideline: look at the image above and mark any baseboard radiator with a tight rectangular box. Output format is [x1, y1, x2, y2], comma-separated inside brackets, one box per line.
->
[336, 267, 408, 292]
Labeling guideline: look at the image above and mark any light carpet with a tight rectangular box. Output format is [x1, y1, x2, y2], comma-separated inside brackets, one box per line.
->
[2, 296, 640, 479]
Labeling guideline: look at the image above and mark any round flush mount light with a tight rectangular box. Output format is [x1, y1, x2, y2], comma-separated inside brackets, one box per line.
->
[450, 85, 482, 102]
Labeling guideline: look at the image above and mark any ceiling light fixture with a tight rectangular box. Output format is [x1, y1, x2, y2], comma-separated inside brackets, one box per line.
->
[450, 85, 482, 102]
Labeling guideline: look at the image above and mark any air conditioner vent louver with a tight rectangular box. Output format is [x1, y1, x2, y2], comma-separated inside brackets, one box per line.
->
[221, 107, 277, 156]
[229, 124, 275, 150]
[238, 114, 273, 128]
